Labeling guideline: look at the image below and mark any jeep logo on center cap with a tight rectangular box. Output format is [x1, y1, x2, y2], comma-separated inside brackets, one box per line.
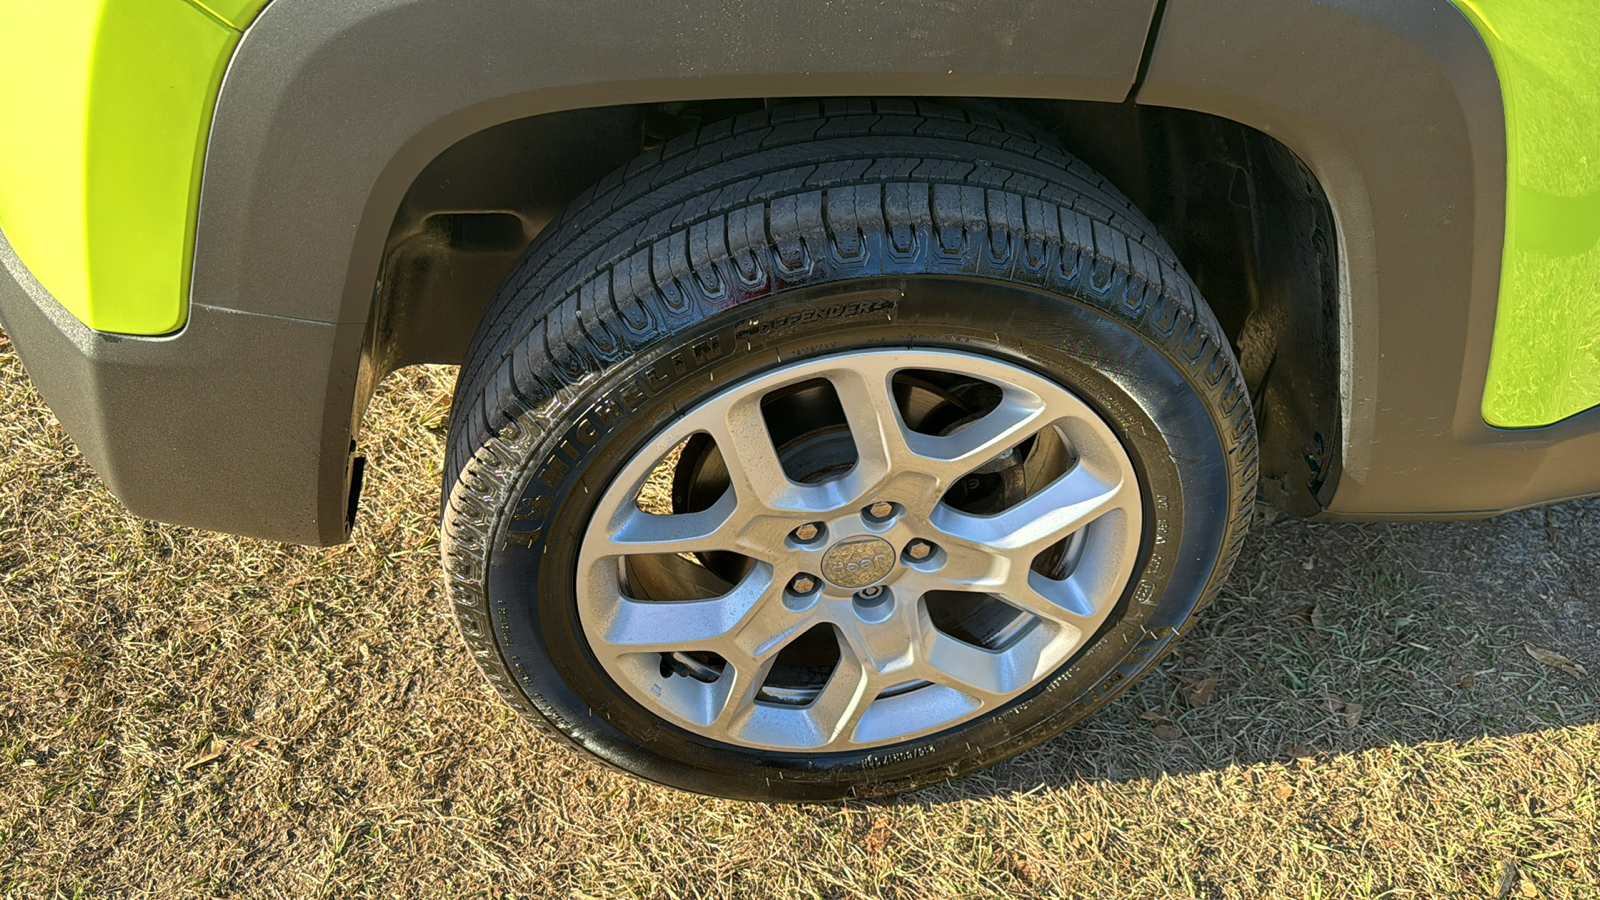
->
[820, 536, 895, 588]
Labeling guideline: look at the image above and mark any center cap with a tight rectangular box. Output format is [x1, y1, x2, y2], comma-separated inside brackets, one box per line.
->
[820, 536, 896, 588]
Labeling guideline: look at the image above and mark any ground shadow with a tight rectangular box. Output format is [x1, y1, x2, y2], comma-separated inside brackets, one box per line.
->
[899, 496, 1600, 802]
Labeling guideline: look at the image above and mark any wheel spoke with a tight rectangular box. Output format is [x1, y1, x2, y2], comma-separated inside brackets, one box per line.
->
[702, 393, 803, 512]
[594, 566, 776, 655]
[825, 363, 915, 478]
[802, 646, 877, 745]
[846, 585, 938, 665]
[726, 594, 825, 662]
[902, 392, 1050, 481]
[918, 629, 1019, 698]
[932, 461, 1131, 556]
[1002, 571, 1102, 627]
[705, 655, 779, 738]
[602, 490, 741, 556]
[826, 364, 1053, 495]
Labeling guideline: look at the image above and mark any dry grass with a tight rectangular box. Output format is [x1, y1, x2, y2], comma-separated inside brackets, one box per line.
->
[0, 327, 1596, 899]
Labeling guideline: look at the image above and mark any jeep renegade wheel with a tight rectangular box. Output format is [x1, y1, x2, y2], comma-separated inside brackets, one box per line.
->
[441, 101, 1256, 800]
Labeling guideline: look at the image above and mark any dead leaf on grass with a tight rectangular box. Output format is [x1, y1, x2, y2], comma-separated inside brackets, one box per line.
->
[182, 743, 226, 771]
[1187, 676, 1218, 708]
[1524, 644, 1588, 678]
[1153, 724, 1182, 741]
[181, 736, 265, 771]
[1006, 851, 1043, 884]
[1313, 688, 1364, 727]
[1495, 860, 1522, 900]
[1138, 710, 1165, 722]
[862, 817, 894, 854]
[1286, 604, 1316, 628]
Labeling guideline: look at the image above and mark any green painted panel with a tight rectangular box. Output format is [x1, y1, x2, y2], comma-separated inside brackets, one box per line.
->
[0, 3, 101, 319]
[1455, 1, 1600, 427]
[189, 0, 272, 30]
[0, 1, 245, 335]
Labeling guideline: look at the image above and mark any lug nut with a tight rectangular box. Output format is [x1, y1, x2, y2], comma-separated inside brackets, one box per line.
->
[792, 523, 821, 543]
[852, 585, 893, 622]
[906, 540, 934, 560]
[790, 574, 817, 594]
[866, 501, 895, 520]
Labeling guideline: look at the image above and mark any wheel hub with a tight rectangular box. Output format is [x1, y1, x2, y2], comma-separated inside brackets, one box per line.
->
[820, 535, 895, 588]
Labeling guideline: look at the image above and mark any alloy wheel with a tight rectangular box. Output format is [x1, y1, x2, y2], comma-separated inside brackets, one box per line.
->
[576, 349, 1143, 751]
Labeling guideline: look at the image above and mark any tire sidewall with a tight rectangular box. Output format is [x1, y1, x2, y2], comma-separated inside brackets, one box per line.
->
[444, 276, 1235, 800]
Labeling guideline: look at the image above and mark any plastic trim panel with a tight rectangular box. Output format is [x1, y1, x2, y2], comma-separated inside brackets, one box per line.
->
[0, 224, 359, 545]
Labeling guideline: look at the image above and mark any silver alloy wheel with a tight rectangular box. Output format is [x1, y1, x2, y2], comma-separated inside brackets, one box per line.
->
[576, 349, 1143, 751]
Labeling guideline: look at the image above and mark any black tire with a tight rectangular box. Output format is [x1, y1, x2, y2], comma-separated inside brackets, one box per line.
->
[441, 100, 1256, 801]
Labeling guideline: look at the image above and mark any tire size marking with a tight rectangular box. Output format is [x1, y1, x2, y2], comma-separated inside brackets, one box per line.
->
[1133, 580, 1156, 606]
[1050, 333, 1136, 377]
[1070, 378, 1141, 436]
[860, 743, 937, 769]
[1131, 518, 1170, 606]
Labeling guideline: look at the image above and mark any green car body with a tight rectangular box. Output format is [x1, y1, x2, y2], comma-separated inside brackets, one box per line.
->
[0, 0, 1597, 543]
[0, 0, 269, 335]
[1458, 0, 1600, 427]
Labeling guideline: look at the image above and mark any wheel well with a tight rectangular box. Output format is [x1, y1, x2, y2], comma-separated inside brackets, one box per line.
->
[367, 97, 1339, 516]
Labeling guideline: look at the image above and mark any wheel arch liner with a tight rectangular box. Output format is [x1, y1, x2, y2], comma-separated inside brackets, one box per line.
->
[1139, 0, 1600, 518]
